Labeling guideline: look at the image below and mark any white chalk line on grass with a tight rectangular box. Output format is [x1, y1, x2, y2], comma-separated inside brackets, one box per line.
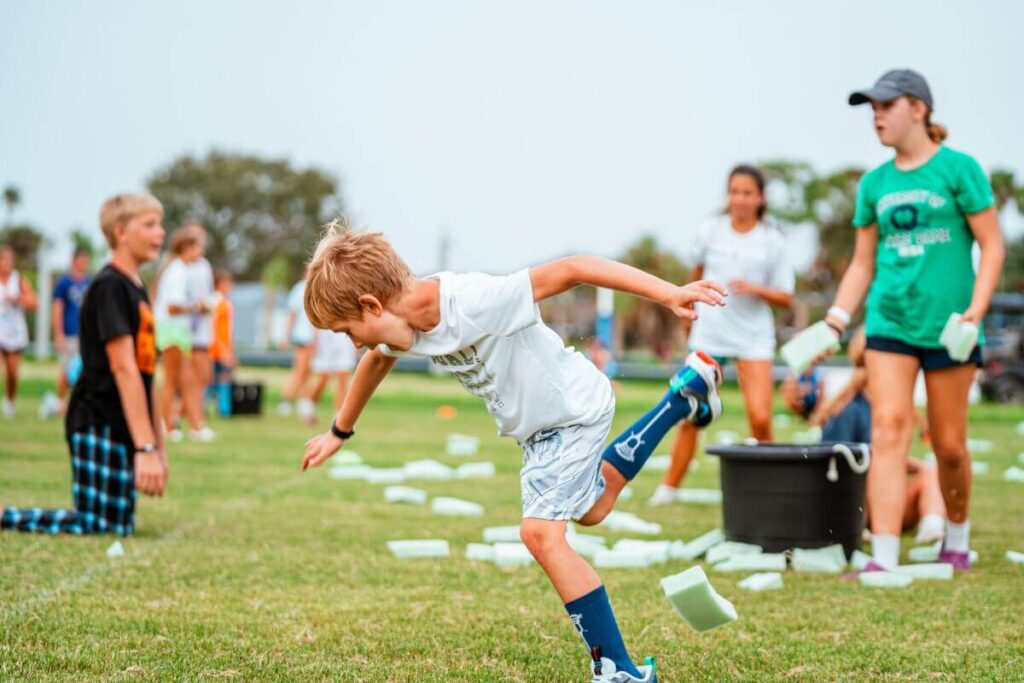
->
[3, 472, 312, 621]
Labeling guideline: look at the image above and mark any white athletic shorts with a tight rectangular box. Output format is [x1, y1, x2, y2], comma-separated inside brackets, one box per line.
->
[311, 330, 357, 373]
[519, 400, 615, 521]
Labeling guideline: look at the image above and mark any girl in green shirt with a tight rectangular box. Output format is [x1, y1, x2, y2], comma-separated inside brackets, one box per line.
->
[825, 69, 1004, 573]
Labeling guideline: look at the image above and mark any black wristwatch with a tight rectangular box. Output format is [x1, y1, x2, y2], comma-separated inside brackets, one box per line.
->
[331, 422, 355, 441]
[135, 443, 158, 455]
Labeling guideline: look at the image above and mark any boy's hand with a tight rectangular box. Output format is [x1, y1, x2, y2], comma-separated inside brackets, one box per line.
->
[135, 452, 167, 497]
[665, 280, 728, 320]
[302, 432, 344, 471]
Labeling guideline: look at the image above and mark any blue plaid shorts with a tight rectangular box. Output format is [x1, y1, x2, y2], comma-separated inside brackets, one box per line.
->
[1, 425, 137, 536]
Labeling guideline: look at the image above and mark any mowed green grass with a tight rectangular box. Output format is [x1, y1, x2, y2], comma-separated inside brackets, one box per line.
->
[2, 362, 1023, 682]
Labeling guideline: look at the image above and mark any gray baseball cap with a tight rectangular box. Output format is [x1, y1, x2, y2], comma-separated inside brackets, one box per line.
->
[849, 69, 933, 109]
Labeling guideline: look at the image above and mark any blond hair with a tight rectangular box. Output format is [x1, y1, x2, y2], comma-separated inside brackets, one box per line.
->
[98, 193, 163, 248]
[906, 96, 948, 143]
[304, 218, 412, 328]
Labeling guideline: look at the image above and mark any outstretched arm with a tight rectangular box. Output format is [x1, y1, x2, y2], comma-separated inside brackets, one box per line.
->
[530, 255, 726, 320]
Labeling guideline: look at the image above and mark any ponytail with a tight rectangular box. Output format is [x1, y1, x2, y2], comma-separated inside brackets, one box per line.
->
[925, 114, 948, 143]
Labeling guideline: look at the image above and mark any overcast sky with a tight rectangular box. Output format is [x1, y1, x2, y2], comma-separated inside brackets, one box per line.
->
[3, 0, 1022, 275]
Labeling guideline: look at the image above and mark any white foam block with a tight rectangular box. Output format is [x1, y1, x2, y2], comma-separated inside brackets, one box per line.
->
[661, 566, 738, 633]
[644, 454, 672, 471]
[599, 510, 662, 535]
[1004, 466, 1024, 483]
[971, 461, 990, 475]
[908, 541, 979, 564]
[677, 529, 725, 561]
[568, 537, 606, 559]
[677, 488, 723, 505]
[780, 320, 841, 374]
[483, 525, 521, 543]
[793, 427, 823, 445]
[335, 450, 363, 465]
[106, 540, 125, 558]
[494, 542, 534, 567]
[706, 542, 762, 566]
[446, 433, 480, 457]
[895, 563, 954, 580]
[791, 548, 844, 574]
[966, 438, 993, 453]
[939, 313, 979, 363]
[431, 496, 484, 517]
[737, 572, 784, 592]
[714, 554, 786, 572]
[455, 461, 496, 479]
[403, 459, 454, 481]
[594, 548, 654, 569]
[384, 486, 428, 505]
[567, 528, 607, 546]
[1018, 422, 1024, 437]
[773, 414, 792, 428]
[669, 540, 690, 560]
[328, 464, 373, 480]
[465, 543, 495, 562]
[859, 571, 913, 589]
[618, 486, 634, 501]
[364, 468, 407, 484]
[1006, 550, 1024, 565]
[1018, 452, 1024, 465]
[387, 539, 450, 558]
[713, 430, 739, 446]
[850, 550, 873, 571]
[612, 539, 671, 564]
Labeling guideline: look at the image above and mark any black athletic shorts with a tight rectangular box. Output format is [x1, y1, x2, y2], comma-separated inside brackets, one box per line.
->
[865, 335, 982, 371]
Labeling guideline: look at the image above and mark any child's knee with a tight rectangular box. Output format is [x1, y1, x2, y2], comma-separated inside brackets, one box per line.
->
[933, 439, 969, 466]
[519, 519, 567, 558]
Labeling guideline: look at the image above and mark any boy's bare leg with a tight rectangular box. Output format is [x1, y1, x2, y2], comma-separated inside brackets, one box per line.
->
[576, 463, 627, 526]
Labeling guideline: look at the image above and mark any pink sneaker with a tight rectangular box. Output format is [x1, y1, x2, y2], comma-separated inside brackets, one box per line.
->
[938, 544, 972, 571]
[843, 561, 889, 581]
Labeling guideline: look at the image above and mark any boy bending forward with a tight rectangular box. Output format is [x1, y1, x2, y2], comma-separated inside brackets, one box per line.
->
[302, 223, 727, 682]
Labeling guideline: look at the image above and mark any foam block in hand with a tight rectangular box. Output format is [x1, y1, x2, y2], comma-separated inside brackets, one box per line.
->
[780, 321, 841, 374]
[939, 313, 979, 362]
[661, 566, 738, 633]
[737, 572, 784, 592]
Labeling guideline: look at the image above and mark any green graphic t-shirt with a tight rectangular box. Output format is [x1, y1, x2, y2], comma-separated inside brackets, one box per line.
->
[853, 146, 994, 348]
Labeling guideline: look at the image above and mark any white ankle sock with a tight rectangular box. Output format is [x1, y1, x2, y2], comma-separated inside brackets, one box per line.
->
[871, 534, 900, 570]
[945, 520, 970, 553]
[915, 514, 946, 544]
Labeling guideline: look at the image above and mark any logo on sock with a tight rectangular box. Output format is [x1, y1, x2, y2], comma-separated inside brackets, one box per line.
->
[570, 613, 587, 638]
[613, 401, 672, 462]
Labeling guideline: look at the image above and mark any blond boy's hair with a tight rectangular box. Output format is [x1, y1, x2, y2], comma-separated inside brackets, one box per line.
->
[98, 193, 163, 248]
[304, 218, 412, 328]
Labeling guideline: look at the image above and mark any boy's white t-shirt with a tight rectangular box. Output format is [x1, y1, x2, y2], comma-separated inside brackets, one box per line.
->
[687, 216, 795, 359]
[154, 259, 190, 325]
[380, 270, 614, 443]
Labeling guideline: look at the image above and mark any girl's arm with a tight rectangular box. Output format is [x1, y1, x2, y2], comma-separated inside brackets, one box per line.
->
[960, 207, 1005, 325]
[826, 226, 878, 331]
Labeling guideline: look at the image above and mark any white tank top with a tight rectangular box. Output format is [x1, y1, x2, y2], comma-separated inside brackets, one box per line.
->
[0, 270, 29, 350]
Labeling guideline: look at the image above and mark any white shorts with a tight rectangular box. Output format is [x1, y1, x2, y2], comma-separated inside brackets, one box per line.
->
[519, 401, 615, 521]
[311, 330, 357, 373]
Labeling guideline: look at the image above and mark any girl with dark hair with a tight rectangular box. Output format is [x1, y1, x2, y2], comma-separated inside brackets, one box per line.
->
[650, 165, 795, 505]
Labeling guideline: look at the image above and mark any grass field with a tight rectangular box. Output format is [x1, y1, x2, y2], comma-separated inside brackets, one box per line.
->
[2, 361, 1024, 681]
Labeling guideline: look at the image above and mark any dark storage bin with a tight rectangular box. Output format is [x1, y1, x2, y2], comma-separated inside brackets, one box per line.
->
[705, 442, 870, 558]
[230, 382, 263, 416]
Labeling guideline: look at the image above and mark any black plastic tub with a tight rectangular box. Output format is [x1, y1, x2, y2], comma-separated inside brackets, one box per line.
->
[705, 442, 871, 557]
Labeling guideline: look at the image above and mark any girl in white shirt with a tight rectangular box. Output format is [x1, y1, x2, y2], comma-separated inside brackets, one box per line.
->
[0, 245, 37, 418]
[651, 164, 795, 505]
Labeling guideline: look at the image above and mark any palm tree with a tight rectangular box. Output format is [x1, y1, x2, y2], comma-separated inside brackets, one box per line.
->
[3, 185, 20, 226]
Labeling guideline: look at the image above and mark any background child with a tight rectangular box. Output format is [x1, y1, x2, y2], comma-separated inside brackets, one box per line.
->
[209, 268, 236, 415]
[51, 248, 92, 416]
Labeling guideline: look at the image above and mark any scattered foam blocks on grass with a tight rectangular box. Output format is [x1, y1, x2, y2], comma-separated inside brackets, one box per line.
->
[972, 461, 990, 475]
[859, 571, 913, 588]
[365, 468, 407, 485]
[568, 536, 606, 559]
[895, 563, 954, 580]
[431, 497, 484, 517]
[494, 542, 534, 567]
[465, 543, 496, 562]
[387, 539, 450, 558]
[909, 541, 979, 564]
[661, 566, 738, 633]
[644, 455, 671, 471]
[403, 459, 454, 481]
[106, 541, 125, 558]
[446, 433, 480, 457]
[1018, 452, 1024, 465]
[669, 540, 690, 560]
[612, 539, 672, 565]
[966, 438, 993, 453]
[677, 488, 723, 505]
[1004, 466, 1024, 483]
[483, 525, 521, 543]
[1006, 550, 1024, 565]
[455, 462, 495, 479]
[599, 510, 662, 535]
[850, 550, 873, 571]
[595, 548, 654, 569]
[706, 542, 762, 566]
[328, 464, 373, 480]
[618, 486, 634, 501]
[791, 545, 847, 573]
[713, 430, 739, 446]
[384, 486, 428, 505]
[714, 554, 786, 572]
[676, 529, 725, 561]
[335, 450, 363, 465]
[738, 572, 784, 592]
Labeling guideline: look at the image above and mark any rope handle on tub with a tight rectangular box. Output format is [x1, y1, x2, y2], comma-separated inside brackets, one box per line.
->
[826, 443, 871, 482]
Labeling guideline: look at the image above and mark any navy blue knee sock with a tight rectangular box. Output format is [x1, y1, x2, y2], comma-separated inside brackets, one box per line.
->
[565, 585, 639, 677]
[602, 388, 693, 480]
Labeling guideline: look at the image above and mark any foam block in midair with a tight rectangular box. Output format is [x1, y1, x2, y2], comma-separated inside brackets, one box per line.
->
[661, 566, 738, 633]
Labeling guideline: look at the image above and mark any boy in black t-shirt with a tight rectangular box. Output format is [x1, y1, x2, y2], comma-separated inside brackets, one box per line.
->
[1, 193, 168, 535]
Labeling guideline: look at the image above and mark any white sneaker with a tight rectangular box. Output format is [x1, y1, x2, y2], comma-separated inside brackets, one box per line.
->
[915, 513, 946, 544]
[37, 392, 60, 420]
[592, 655, 657, 682]
[189, 427, 216, 442]
[296, 398, 316, 423]
[2, 398, 14, 419]
[277, 401, 293, 417]
[647, 484, 679, 507]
